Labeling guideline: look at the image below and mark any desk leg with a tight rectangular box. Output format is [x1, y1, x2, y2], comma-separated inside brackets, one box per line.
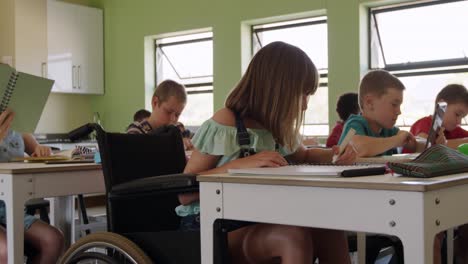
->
[447, 228, 454, 264]
[51, 196, 75, 248]
[3, 177, 28, 264]
[400, 230, 435, 264]
[356, 232, 366, 264]
[200, 183, 223, 264]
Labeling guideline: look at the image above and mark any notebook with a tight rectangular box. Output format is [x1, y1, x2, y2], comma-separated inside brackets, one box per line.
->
[0, 63, 54, 132]
[228, 164, 386, 177]
[426, 101, 447, 149]
[356, 153, 420, 164]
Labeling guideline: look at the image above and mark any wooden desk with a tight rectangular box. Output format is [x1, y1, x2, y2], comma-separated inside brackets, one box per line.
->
[198, 172, 468, 264]
[0, 162, 104, 264]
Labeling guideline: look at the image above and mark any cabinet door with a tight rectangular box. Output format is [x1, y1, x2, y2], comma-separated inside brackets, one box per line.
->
[47, 1, 103, 94]
[74, 5, 104, 94]
[15, 0, 47, 77]
[47, 0, 78, 93]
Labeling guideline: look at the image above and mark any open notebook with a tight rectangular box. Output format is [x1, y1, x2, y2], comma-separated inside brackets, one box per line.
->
[228, 164, 386, 177]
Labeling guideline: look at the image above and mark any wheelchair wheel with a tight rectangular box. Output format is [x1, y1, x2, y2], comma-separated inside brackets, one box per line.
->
[60, 232, 153, 264]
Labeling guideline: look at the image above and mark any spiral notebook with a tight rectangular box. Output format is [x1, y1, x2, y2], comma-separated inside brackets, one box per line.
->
[0, 63, 54, 132]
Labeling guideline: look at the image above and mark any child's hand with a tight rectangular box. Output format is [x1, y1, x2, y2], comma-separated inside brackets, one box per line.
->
[435, 127, 448, 145]
[332, 143, 357, 165]
[233, 151, 288, 168]
[183, 138, 194, 150]
[0, 109, 14, 142]
[31, 145, 52, 157]
[399, 130, 417, 151]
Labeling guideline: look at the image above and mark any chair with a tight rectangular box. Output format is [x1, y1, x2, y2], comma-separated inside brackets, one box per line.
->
[25, 198, 50, 224]
[60, 124, 204, 264]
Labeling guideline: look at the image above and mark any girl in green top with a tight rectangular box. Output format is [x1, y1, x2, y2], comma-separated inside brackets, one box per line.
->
[184, 42, 356, 264]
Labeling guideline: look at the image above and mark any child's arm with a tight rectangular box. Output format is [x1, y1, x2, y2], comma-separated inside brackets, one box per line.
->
[352, 130, 411, 157]
[22, 133, 52, 157]
[447, 137, 468, 149]
[0, 110, 14, 143]
[286, 144, 356, 165]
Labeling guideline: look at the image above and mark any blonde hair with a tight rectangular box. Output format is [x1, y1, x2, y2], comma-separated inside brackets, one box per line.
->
[225, 41, 319, 149]
[359, 70, 405, 110]
[153, 80, 187, 104]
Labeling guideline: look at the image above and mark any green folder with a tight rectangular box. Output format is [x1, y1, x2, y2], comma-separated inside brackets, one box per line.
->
[0, 63, 54, 133]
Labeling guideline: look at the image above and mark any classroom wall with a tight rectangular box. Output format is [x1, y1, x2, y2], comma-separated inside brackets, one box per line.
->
[90, 0, 419, 132]
[0, 0, 15, 60]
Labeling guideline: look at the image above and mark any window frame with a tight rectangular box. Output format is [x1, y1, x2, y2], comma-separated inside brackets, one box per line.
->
[154, 33, 214, 127]
[369, 0, 468, 129]
[251, 17, 330, 135]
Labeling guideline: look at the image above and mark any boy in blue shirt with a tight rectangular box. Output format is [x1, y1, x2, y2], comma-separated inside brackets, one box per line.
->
[339, 70, 421, 156]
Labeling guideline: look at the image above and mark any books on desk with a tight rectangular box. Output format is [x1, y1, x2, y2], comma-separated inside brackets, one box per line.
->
[228, 164, 386, 177]
[12, 146, 96, 164]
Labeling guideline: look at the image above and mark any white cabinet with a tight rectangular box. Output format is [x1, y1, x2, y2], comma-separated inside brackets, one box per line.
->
[47, 0, 104, 94]
[0, 0, 48, 77]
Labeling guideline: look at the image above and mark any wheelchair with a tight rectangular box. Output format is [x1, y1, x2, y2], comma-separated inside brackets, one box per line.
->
[60, 124, 208, 264]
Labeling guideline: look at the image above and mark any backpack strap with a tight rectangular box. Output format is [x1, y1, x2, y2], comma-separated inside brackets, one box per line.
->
[234, 111, 255, 157]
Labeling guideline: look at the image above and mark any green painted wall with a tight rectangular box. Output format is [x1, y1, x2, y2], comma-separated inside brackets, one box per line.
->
[89, 0, 410, 132]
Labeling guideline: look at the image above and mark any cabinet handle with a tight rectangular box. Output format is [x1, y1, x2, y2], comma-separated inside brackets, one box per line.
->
[78, 65, 81, 89]
[41, 62, 47, 78]
[72, 65, 76, 89]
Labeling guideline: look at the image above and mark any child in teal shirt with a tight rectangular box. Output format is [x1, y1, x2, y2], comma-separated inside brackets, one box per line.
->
[339, 70, 422, 156]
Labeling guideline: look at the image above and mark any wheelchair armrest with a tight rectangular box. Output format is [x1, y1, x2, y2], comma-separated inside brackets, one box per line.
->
[111, 173, 198, 195]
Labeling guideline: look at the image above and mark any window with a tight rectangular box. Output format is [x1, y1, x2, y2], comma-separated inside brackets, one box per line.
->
[155, 32, 213, 126]
[370, 0, 468, 129]
[252, 17, 329, 136]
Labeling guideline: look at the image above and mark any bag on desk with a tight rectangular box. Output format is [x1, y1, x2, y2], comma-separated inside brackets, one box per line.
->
[388, 144, 468, 178]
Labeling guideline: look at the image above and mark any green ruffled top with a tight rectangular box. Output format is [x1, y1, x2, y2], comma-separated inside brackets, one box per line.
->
[175, 118, 297, 217]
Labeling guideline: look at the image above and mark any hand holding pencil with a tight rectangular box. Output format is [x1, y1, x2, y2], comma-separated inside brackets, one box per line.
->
[332, 128, 357, 164]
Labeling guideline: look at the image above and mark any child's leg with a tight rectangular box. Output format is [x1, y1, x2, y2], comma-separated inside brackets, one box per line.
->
[310, 228, 351, 264]
[229, 224, 314, 264]
[24, 220, 64, 264]
[0, 226, 8, 263]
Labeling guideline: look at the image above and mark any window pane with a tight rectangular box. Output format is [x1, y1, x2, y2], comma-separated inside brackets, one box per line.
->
[159, 40, 213, 82]
[372, 1, 468, 67]
[253, 17, 328, 70]
[179, 91, 213, 126]
[397, 72, 468, 127]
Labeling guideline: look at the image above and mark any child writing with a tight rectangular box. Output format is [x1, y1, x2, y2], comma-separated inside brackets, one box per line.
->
[127, 80, 194, 150]
[326, 92, 360, 147]
[410, 84, 468, 264]
[0, 109, 64, 263]
[183, 42, 356, 264]
[339, 70, 421, 156]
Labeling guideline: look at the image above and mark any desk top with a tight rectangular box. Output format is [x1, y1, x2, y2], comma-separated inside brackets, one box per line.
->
[0, 162, 101, 174]
[197, 172, 468, 192]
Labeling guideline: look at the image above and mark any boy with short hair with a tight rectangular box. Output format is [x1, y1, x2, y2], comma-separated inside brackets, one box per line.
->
[338, 70, 421, 156]
[127, 80, 187, 135]
[132, 109, 151, 123]
[411, 84, 468, 149]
